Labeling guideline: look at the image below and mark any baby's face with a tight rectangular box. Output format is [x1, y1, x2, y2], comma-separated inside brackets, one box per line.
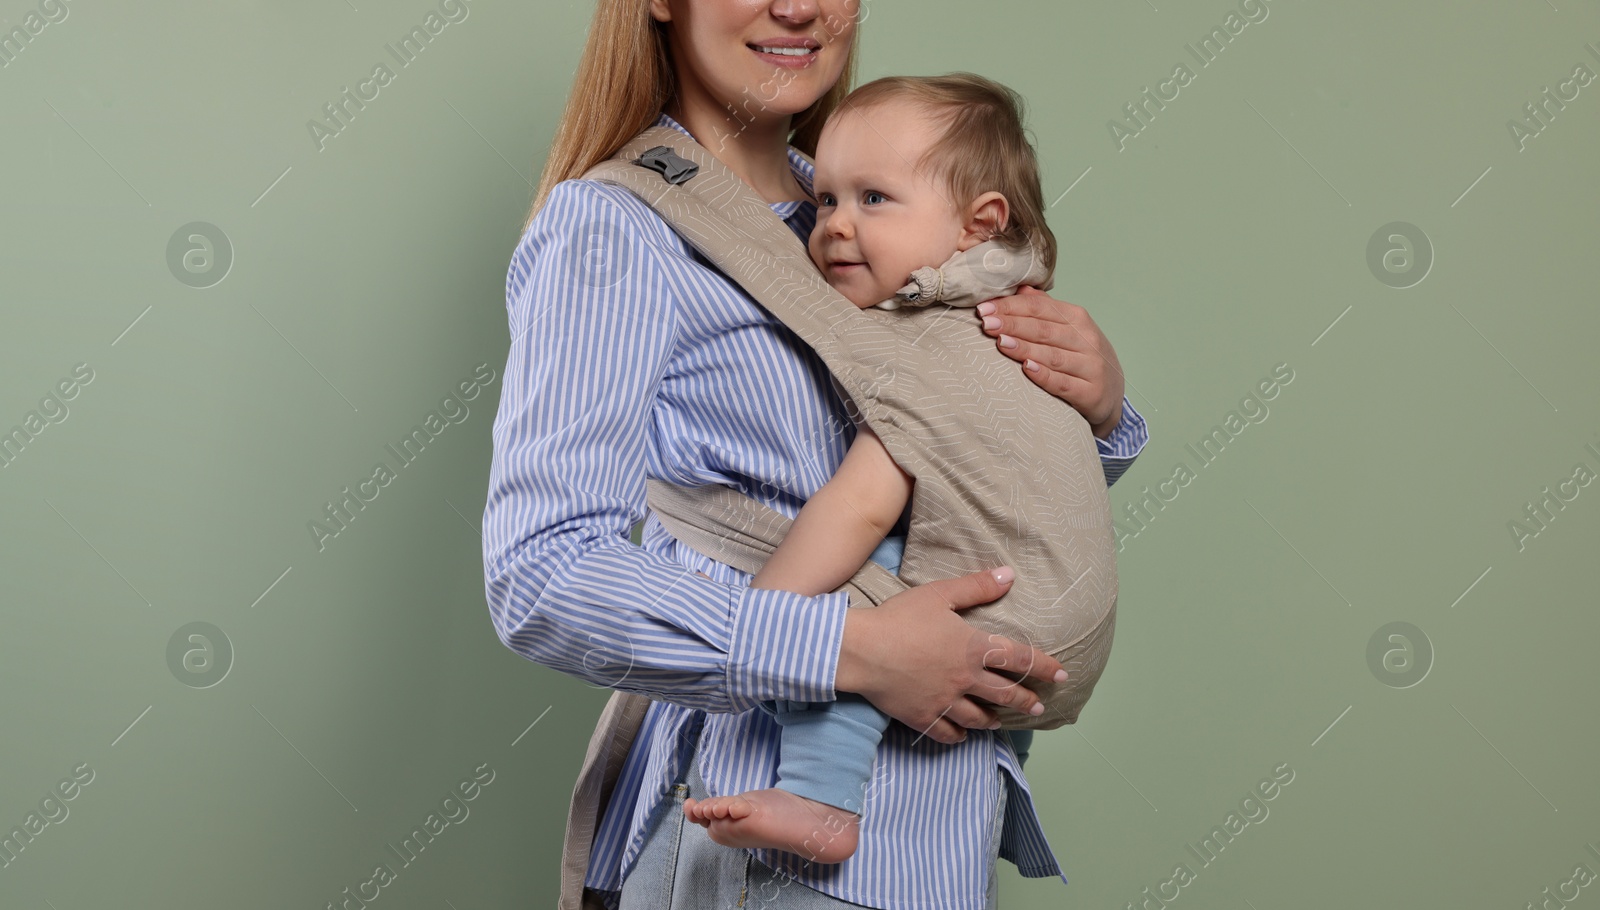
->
[808, 99, 971, 309]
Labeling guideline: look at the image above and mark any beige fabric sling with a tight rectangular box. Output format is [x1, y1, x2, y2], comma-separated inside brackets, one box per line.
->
[872, 237, 1052, 311]
[555, 125, 1118, 909]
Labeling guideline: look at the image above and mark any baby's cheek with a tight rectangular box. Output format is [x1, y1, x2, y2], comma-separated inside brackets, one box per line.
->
[806, 234, 826, 272]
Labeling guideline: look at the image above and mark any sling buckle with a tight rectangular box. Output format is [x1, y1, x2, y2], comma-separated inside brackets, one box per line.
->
[632, 146, 699, 185]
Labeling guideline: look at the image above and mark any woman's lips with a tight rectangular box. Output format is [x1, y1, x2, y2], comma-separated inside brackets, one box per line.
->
[748, 45, 819, 68]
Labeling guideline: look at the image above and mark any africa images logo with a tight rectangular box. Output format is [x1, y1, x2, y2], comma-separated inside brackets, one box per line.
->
[307, 363, 496, 553]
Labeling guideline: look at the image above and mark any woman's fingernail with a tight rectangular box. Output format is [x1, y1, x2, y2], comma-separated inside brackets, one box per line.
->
[992, 566, 1014, 585]
[989, 720, 1002, 729]
[1029, 702, 1045, 716]
[982, 316, 1000, 331]
[998, 334, 1017, 349]
[1054, 669, 1068, 682]
[976, 301, 995, 316]
[1024, 359, 1040, 373]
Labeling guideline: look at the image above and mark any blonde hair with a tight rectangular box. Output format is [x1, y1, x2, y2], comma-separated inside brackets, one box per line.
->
[523, 0, 862, 235]
[833, 72, 1057, 281]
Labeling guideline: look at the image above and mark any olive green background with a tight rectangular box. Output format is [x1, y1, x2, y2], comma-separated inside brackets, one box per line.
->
[2, 0, 1597, 907]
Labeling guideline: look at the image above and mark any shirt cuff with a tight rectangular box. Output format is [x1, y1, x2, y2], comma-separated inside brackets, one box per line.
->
[725, 585, 851, 714]
[1096, 396, 1148, 487]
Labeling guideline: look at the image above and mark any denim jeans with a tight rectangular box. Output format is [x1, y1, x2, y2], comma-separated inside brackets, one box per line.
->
[617, 734, 1008, 909]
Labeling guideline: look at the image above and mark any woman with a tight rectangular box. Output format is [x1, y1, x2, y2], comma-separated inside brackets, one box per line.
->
[483, 1, 1149, 907]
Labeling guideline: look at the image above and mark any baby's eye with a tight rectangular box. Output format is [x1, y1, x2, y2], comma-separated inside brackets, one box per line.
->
[817, 192, 835, 207]
[864, 191, 886, 205]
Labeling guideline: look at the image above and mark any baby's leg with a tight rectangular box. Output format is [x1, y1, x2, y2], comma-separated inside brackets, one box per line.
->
[683, 695, 889, 863]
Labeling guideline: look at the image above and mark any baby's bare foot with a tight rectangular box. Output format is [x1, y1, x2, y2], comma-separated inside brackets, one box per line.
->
[681, 788, 859, 863]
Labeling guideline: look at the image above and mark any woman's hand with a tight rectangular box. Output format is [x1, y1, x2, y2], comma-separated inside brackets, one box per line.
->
[835, 566, 1067, 745]
[975, 285, 1126, 439]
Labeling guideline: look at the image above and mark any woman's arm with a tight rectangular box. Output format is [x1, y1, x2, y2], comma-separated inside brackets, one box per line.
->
[1095, 396, 1148, 487]
[483, 180, 852, 717]
[750, 423, 912, 596]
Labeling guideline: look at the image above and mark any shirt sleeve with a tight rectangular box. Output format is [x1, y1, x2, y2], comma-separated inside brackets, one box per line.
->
[1095, 396, 1148, 487]
[481, 179, 851, 716]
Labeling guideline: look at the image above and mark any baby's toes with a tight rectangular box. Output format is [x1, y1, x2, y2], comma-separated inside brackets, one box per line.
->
[716, 794, 754, 820]
[681, 797, 708, 824]
[696, 796, 728, 820]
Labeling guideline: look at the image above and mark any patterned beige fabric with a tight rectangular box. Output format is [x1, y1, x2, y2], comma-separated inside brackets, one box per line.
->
[874, 237, 1052, 311]
[556, 126, 1118, 909]
[558, 688, 649, 910]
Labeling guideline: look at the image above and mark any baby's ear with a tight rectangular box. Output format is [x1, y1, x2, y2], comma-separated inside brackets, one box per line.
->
[961, 192, 1009, 250]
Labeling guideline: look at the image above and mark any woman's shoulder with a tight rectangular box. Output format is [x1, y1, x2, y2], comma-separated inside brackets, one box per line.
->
[503, 178, 702, 328]
[518, 177, 692, 262]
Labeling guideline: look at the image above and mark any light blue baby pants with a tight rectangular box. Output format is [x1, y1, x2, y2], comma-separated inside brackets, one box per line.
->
[759, 518, 1033, 814]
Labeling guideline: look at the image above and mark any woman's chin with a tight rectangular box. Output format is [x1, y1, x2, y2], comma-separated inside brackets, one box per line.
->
[736, 74, 831, 117]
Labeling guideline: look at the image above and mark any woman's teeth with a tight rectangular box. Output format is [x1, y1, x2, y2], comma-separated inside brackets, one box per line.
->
[752, 46, 814, 56]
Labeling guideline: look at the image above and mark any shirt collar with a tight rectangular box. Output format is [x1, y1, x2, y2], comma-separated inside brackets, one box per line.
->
[653, 111, 814, 220]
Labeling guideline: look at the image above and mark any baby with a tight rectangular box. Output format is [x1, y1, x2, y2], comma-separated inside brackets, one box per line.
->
[681, 73, 1073, 862]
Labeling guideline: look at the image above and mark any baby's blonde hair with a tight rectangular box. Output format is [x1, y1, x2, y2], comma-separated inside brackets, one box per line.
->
[832, 72, 1056, 282]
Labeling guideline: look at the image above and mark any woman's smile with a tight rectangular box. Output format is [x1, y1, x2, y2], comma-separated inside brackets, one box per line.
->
[747, 38, 820, 68]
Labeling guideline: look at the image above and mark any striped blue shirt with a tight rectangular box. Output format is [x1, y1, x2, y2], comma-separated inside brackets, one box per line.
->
[483, 111, 1149, 910]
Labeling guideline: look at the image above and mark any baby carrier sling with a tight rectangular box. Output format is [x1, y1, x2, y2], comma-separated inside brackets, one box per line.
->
[556, 124, 1118, 909]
